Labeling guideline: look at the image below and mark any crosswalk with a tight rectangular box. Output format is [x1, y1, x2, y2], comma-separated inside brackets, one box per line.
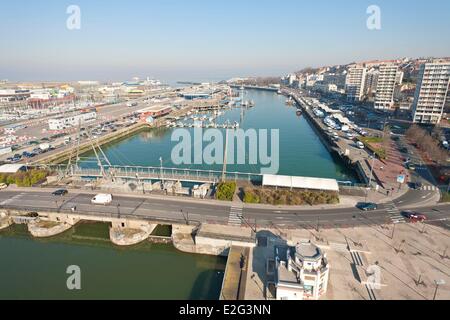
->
[228, 205, 243, 226]
[386, 203, 406, 224]
[350, 251, 364, 266]
[419, 185, 438, 191]
[0, 193, 25, 206]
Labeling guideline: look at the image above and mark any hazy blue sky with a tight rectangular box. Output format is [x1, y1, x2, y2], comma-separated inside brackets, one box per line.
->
[1, 0, 449, 82]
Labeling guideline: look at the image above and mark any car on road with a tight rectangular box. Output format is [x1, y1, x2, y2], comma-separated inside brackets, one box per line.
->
[401, 211, 427, 222]
[356, 141, 365, 149]
[356, 202, 378, 211]
[0, 183, 8, 190]
[10, 155, 22, 163]
[52, 189, 68, 196]
[345, 132, 355, 140]
[91, 193, 113, 205]
[409, 181, 423, 190]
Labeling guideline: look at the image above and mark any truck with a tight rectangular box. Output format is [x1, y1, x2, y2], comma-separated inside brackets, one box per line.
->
[39, 143, 51, 151]
[91, 194, 113, 205]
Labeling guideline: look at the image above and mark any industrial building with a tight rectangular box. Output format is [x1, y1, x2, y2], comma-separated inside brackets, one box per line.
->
[48, 111, 97, 130]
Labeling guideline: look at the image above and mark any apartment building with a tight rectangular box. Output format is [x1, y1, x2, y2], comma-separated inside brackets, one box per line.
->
[374, 65, 400, 110]
[345, 66, 367, 101]
[365, 69, 379, 96]
[412, 62, 450, 124]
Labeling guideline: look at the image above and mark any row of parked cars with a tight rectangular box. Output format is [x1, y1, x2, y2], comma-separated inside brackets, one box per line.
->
[5, 145, 54, 163]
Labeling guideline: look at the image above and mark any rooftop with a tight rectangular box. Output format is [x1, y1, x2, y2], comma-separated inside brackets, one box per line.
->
[295, 242, 323, 261]
[0, 164, 27, 173]
[262, 174, 339, 192]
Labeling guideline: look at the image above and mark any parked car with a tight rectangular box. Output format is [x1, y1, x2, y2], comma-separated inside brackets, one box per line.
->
[407, 163, 416, 171]
[52, 189, 68, 196]
[91, 193, 113, 205]
[356, 202, 378, 211]
[0, 183, 8, 190]
[356, 141, 365, 149]
[401, 211, 427, 222]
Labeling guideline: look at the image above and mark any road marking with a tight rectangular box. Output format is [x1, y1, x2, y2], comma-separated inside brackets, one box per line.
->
[0, 193, 25, 205]
[420, 185, 437, 191]
[228, 205, 243, 226]
[351, 251, 364, 266]
[386, 202, 406, 224]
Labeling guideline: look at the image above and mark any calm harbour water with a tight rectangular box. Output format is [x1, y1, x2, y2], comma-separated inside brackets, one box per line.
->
[0, 223, 226, 300]
[82, 89, 357, 182]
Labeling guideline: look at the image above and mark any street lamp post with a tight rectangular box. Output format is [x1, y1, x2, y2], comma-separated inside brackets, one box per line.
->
[159, 156, 164, 187]
[433, 280, 446, 300]
[365, 154, 376, 203]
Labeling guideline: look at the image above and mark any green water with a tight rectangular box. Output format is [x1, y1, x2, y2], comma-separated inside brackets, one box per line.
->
[0, 223, 226, 300]
[80, 89, 357, 182]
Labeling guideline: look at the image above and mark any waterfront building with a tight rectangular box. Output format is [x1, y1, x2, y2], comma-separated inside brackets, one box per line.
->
[323, 73, 346, 89]
[345, 66, 367, 101]
[312, 82, 338, 93]
[374, 65, 400, 110]
[48, 111, 97, 130]
[0, 89, 30, 102]
[305, 74, 324, 88]
[412, 62, 450, 124]
[138, 106, 173, 122]
[274, 241, 330, 300]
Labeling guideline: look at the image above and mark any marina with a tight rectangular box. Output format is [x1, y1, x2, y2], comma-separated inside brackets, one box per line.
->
[77, 89, 358, 183]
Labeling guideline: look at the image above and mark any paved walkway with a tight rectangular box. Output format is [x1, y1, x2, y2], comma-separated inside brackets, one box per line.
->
[370, 139, 409, 191]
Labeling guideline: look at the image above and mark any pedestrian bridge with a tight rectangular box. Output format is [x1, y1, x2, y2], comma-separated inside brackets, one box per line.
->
[32, 164, 262, 184]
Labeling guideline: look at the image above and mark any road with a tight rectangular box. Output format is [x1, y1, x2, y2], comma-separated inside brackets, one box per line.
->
[0, 189, 448, 230]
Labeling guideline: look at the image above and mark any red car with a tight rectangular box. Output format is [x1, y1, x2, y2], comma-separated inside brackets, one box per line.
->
[402, 211, 427, 223]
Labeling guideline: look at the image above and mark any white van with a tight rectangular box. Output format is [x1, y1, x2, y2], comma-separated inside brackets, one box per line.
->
[356, 141, 365, 149]
[91, 194, 113, 205]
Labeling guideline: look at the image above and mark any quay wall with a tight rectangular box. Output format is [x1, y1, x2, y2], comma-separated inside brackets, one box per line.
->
[287, 92, 370, 184]
[33, 122, 148, 165]
[32, 105, 195, 165]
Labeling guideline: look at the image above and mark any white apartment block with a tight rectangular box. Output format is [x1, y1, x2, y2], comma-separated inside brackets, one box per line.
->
[412, 62, 450, 124]
[345, 67, 367, 101]
[374, 65, 400, 110]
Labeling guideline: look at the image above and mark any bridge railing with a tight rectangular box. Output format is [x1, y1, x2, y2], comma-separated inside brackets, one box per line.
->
[29, 164, 262, 183]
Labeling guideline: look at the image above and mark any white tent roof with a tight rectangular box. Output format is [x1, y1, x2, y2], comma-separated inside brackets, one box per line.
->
[318, 104, 341, 114]
[0, 164, 26, 173]
[332, 114, 352, 125]
[262, 174, 339, 192]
